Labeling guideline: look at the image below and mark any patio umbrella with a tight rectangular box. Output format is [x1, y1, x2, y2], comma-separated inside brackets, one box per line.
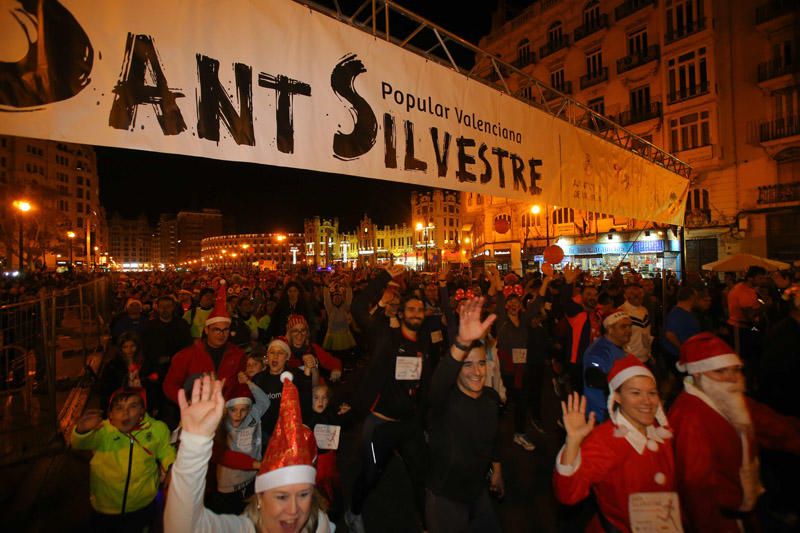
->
[702, 253, 790, 272]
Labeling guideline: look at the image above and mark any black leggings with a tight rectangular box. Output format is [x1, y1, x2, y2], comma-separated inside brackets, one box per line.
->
[502, 373, 529, 434]
[350, 414, 428, 522]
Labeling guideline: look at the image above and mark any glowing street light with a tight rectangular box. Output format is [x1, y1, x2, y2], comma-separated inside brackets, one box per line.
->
[276, 234, 287, 242]
[531, 205, 541, 215]
[12, 200, 33, 271]
[66, 230, 76, 268]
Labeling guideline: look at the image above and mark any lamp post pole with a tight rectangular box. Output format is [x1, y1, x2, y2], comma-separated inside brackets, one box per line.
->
[67, 231, 76, 269]
[12, 200, 32, 271]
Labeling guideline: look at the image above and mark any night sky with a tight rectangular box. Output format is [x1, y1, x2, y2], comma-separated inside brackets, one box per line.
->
[97, 0, 498, 233]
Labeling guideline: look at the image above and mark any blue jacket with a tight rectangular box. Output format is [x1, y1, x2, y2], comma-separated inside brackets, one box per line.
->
[583, 336, 626, 422]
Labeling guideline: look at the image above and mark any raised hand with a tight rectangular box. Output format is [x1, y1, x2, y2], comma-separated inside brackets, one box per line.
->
[178, 375, 225, 438]
[562, 263, 581, 285]
[541, 263, 554, 278]
[561, 392, 595, 444]
[75, 409, 104, 434]
[237, 371, 249, 384]
[456, 297, 496, 343]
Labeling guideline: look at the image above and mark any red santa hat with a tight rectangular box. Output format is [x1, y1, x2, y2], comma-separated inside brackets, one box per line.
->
[225, 383, 253, 408]
[602, 308, 629, 329]
[677, 332, 741, 374]
[607, 354, 671, 439]
[254, 372, 316, 493]
[205, 280, 231, 327]
[286, 314, 308, 333]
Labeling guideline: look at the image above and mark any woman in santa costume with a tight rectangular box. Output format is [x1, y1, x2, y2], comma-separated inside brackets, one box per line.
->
[554, 355, 681, 533]
[164, 372, 332, 533]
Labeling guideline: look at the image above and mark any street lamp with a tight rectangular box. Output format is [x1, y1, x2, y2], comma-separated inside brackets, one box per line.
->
[66, 230, 76, 268]
[12, 200, 32, 271]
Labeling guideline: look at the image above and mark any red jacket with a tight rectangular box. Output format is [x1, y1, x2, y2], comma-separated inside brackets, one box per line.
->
[669, 384, 800, 532]
[162, 340, 246, 403]
[554, 421, 676, 533]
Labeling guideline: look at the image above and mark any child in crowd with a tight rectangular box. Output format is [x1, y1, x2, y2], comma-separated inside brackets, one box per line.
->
[209, 371, 270, 515]
[252, 338, 313, 447]
[71, 387, 175, 532]
[244, 348, 266, 379]
[307, 382, 354, 515]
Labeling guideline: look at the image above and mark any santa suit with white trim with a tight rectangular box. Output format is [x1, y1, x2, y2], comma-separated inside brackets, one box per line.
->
[554, 355, 678, 533]
[669, 332, 800, 533]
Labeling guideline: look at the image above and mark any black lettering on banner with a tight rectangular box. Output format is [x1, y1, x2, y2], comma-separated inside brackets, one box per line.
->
[383, 113, 397, 168]
[529, 158, 543, 194]
[510, 153, 526, 192]
[430, 127, 451, 178]
[331, 54, 377, 160]
[258, 73, 311, 154]
[196, 56, 254, 145]
[491, 147, 509, 188]
[478, 144, 492, 184]
[456, 136, 476, 183]
[403, 121, 427, 172]
[109, 33, 187, 135]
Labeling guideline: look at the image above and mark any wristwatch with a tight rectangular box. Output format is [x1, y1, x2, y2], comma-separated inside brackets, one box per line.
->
[452, 338, 470, 352]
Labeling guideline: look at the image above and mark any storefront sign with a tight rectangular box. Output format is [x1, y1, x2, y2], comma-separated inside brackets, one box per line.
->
[0, 0, 688, 223]
[562, 240, 672, 256]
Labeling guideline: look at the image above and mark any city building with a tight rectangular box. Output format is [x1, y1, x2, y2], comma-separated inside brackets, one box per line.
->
[304, 216, 340, 268]
[175, 209, 224, 263]
[107, 213, 154, 269]
[201, 232, 305, 269]
[0, 135, 106, 270]
[411, 190, 464, 270]
[153, 214, 178, 267]
[465, 0, 799, 273]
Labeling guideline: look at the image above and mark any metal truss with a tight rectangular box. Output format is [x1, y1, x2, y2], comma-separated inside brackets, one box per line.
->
[294, 0, 692, 179]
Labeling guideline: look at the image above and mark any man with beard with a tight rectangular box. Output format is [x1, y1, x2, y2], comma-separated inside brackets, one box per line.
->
[346, 264, 432, 533]
[669, 332, 800, 532]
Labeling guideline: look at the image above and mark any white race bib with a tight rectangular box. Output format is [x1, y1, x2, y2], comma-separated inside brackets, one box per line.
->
[235, 427, 256, 452]
[430, 330, 444, 344]
[314, 424, 341, 450]
[628, 492, 683, 533]
[512, 348, 528, 364]
[395, 356, 422, 380]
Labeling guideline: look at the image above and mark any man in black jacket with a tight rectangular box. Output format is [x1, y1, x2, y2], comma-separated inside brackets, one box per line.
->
[345, 265, 433, 533]
[141, 295, 192, 425]
[427, 296, 503, 533]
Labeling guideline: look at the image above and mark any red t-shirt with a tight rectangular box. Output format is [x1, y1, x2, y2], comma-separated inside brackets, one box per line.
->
[727, 282, 759, 327]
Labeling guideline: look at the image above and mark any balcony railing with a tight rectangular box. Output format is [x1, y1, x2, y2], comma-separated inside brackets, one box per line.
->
[756, 0, 798, 25]
[758, 115, 800, 142]
[539, 36, 570, 59]
[580, 67, 609, 90]
[665, 18, 707, 44]
[616, 102, 662, 126]
[757, 57, 799, 82]
[512, 54, 536, 69]
[614, 0, 657, 21]
[758, 182, 800, 204]
[667, 81, 709, 104]
[544, 81, 573, 100]
[617, 45, 660, 74]
[574, 14, 609, 42]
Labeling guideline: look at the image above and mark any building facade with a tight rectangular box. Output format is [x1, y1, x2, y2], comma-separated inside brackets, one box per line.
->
[201, 233, 305, 269]
[468, 0, 799, 272]
[411, 190, 464, 269]
[0, 135, 106, 269]
[108, 213, 154, 268]
[175, 209, 224, 263]
[305, 215, 416, 268]
[304, 217, 340, 268]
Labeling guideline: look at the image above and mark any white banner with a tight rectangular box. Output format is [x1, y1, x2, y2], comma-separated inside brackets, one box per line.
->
[0, 0, 688, 224]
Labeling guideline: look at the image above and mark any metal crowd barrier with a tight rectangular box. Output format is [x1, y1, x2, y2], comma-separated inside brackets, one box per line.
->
[0, 276, 113, 466]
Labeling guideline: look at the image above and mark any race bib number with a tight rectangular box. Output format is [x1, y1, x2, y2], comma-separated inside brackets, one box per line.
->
[512, 348, 527, 364]
[235, 427, 256, 452]
[314, 424, 341, 450]
[430, 330, 443, 344]
[395, 356, 422, 380]
[628, 492, 683, 533]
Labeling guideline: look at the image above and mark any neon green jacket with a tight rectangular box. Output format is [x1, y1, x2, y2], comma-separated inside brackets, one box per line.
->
[71, 414, 176, 514]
